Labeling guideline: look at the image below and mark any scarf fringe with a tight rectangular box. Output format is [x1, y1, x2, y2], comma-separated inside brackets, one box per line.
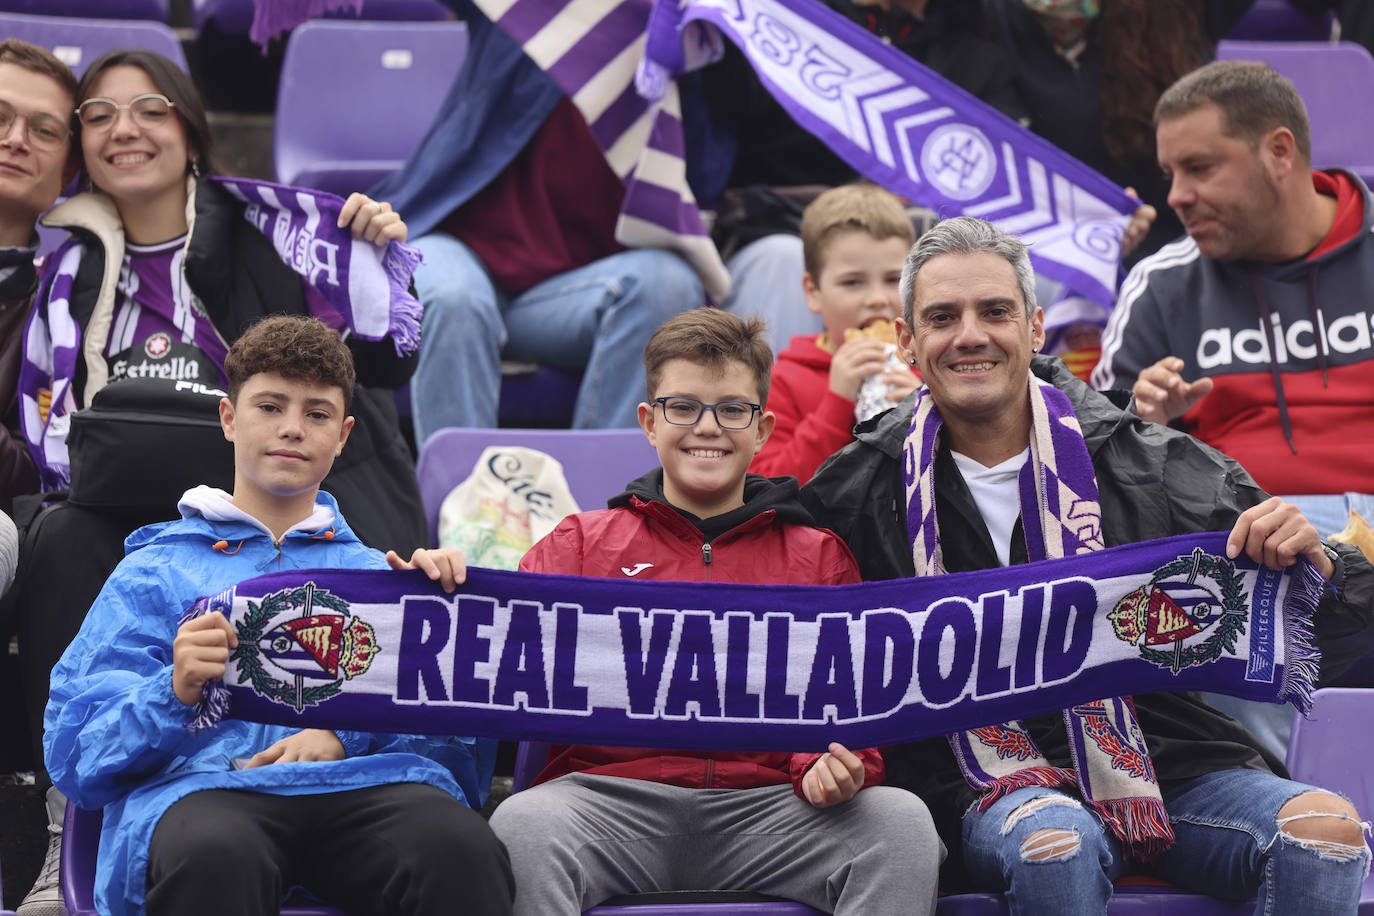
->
[250, 0, 361, 47]
[1280, 556, 1326, 716]
[179, 592, 233, 732]
[974, 766, 1076, 813]
[381, 240, 424, 356]
[1090, 796, 1177, 863]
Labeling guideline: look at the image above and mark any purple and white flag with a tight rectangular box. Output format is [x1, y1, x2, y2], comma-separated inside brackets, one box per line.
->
[473, 0, 732, 299]
[187, 532, 1322, 752]
[249, 0, 1135, 307]
[653, 0, 1137, 309]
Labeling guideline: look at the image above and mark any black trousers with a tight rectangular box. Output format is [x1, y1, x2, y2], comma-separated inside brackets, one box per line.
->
[145, 783, 514, 916]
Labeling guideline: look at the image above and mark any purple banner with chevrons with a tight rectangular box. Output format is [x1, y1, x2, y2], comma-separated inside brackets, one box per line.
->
[648, 0, 1138, 308]
[188, 532, 1322, 751]
[249, 0, 1137, 306]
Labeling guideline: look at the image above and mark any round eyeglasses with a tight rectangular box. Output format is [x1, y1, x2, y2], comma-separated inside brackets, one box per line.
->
[0, 99, 70, 152]
[653, 396, 761, 429]
[76, 94, 176, 132]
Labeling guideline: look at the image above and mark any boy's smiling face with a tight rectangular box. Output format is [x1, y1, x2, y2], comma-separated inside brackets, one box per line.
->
[638, 357, 774, 520]
[219, 371, 354, 525]
[804, 229, 909, 351]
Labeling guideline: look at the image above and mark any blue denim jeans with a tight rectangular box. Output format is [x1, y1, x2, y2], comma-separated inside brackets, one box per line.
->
[719, 234, 821, 355]
[963, 770, 1370, 915]
[409, 233, 704, 445]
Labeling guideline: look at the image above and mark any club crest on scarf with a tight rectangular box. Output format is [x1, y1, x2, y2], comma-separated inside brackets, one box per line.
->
[1109, 546, 1247, 673]
[233, 582, 379, 712]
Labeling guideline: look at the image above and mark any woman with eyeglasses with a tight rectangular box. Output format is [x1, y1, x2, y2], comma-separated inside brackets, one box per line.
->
[25, 48, 425, 550]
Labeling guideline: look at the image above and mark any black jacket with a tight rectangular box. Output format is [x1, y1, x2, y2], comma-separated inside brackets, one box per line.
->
[801, 355, 1374, 889]
[41, 180, 425, 553]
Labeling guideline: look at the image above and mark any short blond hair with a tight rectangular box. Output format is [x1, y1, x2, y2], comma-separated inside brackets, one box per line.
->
[801, 183, 915, 279]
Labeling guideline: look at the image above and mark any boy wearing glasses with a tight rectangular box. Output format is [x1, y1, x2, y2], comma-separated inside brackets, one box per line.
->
[489, 309, 944, 916]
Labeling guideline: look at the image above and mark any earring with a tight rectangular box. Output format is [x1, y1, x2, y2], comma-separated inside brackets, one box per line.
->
[189, 159, 200, 178]
[907, 357, 916, 365]
[1032, 348, 1039, 354]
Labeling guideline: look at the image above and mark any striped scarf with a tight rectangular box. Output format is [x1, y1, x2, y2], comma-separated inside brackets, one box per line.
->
[905, 374, 1175, 861]
[19, 177, 423, 490]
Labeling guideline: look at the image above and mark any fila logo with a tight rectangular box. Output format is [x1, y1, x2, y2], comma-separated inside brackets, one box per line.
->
[621, 563, 653, 577]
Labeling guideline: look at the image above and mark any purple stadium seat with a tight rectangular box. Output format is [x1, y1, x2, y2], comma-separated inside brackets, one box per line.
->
[1216, 40, 1374, 187]
[0, 10, 187, 75]
[415, 427, 659, 545]
[191, 0, 449, 34]
[0, 0, 168, 20]
[1285, 687, 1374, 915]
[61, 805, 348, 915]
[1225, 0, 1335, 41]
[273, 19, 468, 196]
[934, 888, 1253, 913]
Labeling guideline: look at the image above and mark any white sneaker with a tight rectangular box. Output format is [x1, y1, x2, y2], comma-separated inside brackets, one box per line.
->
[16, 786, 66, 916]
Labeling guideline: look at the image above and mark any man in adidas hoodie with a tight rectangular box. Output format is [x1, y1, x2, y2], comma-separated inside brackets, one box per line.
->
[1093, 60, 1374, 509]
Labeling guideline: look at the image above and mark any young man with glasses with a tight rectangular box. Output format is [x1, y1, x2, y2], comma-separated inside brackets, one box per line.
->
[488, 308, 944, 916]
[0, 39, 76, 513]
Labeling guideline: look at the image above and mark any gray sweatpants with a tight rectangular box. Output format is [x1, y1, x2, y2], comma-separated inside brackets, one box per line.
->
[487, 773, 944, 915]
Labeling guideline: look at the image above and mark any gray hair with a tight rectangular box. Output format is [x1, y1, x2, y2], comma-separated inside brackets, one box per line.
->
[899, 216, 1037, 326]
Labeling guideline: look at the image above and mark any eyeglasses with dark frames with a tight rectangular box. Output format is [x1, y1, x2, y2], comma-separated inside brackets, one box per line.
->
[0, 99, 70, 152]
[76, 94, 176, 132]
[653, 396, 761, 429]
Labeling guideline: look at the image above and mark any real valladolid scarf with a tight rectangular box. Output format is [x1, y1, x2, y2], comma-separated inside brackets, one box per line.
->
[906, 375, 1174, 860]
[186, 533, 1323, 808]
[18, 177, 423, 490]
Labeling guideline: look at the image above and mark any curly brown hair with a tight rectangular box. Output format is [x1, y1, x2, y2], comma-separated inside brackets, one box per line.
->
[1096, 0, 1209, 167]
[225, 315, 356, 412]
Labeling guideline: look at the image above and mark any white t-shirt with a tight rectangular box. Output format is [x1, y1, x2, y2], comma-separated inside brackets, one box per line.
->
[951, 448, 1030, 567]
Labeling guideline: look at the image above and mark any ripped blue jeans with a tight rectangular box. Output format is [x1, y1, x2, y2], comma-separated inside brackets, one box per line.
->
[962, 769, 1371, 915]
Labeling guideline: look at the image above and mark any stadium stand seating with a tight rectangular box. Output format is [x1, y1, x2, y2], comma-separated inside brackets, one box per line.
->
[1225, 0, 1336, 40]
[0, 0, 168, 20]
[1286, 688, 1374, 915]
[1216, 39, 1374, 187]
[0, 10, 186, 74]
[415, 427, 659, 544]
[61, 804, 347, 915]
[191, 0, 449, 34]
[273, 18, 468, 196]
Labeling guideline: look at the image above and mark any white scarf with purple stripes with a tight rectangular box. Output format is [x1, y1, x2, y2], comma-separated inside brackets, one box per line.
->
[905, 374, 1175, 861]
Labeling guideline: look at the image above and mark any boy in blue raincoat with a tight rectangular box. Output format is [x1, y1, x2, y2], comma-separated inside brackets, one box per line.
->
[44, 315, 514, 916]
